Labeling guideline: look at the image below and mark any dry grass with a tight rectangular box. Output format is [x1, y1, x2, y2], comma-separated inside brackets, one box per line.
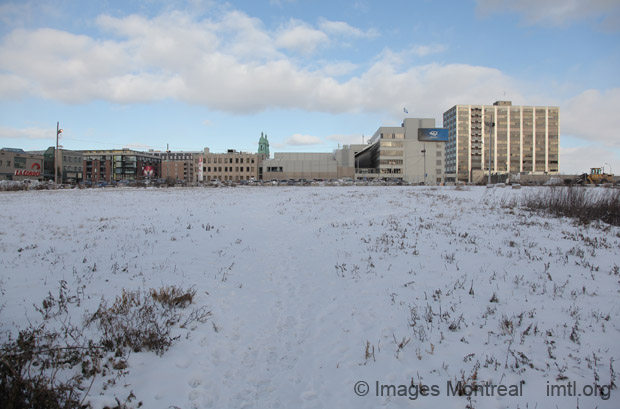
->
[519, 187, 620, 226]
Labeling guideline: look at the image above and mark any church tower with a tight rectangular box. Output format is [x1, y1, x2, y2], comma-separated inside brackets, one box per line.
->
[258, 132, 270, 158]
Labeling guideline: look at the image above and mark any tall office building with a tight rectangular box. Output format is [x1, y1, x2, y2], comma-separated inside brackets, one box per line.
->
[443, 101, 559, 183]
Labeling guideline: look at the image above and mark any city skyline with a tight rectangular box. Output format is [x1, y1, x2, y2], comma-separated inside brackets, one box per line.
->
[0, 0, 619, 174]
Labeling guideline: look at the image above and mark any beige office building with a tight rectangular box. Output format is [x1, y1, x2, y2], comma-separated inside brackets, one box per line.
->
[443, 101, 559, 183]
[199, 148, 260, 182]
[356, 118, 446, 184]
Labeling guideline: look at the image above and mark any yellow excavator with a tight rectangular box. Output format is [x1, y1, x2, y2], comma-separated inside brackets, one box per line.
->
[575, 168, 614, 185]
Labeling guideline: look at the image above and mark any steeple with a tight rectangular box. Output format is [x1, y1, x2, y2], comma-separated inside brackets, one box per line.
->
[258, 132, 270, 157]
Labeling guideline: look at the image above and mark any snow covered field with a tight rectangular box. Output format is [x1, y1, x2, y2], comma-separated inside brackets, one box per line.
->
[1, 186, 618, 409]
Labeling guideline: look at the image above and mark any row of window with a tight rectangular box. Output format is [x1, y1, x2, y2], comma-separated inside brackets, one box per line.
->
[380, 133, 405, 139]
[206, 157, 255, 164]
[204, 166, 255, 173]
[0, 158, 44, 169]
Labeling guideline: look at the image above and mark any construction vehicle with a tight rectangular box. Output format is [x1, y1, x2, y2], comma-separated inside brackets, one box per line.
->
[575, 168, 614, 185]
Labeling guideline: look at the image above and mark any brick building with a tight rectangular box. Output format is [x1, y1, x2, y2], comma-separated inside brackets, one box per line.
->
[82, 149, 161, 183]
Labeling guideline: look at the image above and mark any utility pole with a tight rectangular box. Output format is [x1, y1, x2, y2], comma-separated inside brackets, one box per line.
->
[421, 144, 427, 185]
[485, 115, 495, 184]
[55, 122, 63, 185]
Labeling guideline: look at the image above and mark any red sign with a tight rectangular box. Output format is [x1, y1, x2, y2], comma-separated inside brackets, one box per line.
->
[143, 166, 154, 177]
[15, 169, 41, 177]
[14, 162, 42, 177]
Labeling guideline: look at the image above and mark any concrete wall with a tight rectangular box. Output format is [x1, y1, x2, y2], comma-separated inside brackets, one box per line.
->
[263, 152, 338, 180]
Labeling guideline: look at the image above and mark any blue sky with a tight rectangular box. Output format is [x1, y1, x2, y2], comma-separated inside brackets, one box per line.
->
[1, 0, 619, 173]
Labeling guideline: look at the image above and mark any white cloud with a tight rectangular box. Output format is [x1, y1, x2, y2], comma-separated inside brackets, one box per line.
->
[0, 126, 54, 140]
[275, 19, 329, 55]
[8, 7, 618, 156]
[318, 18, 378, 38]
[476, 0, 620, 30]
[277, 134, 323, 147]
[410, 44, 446, 57]
[317, 61, 359, 77]
[562, 88, 620, 147]
[0, 12, 523, 117]
[559, 145, 620, 174]
[326, 134, 366, 145]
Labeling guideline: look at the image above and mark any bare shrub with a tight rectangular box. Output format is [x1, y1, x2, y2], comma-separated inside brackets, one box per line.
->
[0, 323, 103, 409]
[86, 287, 194, 356]
[150, 286, 195, 308]
[518, 186, 620, 226]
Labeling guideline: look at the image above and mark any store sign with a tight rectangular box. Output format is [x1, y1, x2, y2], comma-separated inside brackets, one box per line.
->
[15, 169, 41, 177]
[143, 166, 154, 177]
[14, 162, 41, 177]
[418, 128, 449, 142]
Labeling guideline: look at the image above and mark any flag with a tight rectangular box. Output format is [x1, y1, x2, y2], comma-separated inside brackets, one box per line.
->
[403, 108, 408, 114]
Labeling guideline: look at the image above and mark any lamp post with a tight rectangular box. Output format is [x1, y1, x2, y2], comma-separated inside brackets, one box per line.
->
[55, 122, 63, 185]
[485, 115, 495, 184]
[421, 144, 427, 185]
[604, 162, 612, 174]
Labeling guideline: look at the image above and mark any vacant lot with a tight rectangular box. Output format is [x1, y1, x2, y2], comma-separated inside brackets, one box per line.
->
[1, 186, 618, 408]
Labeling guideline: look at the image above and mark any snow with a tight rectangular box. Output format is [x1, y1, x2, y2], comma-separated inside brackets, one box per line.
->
[1, 186, 619, 408]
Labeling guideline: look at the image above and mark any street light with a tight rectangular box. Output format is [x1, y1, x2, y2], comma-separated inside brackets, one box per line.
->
[55, 122, 63, 185]
[604, 162, 612, 174]
[421, 144, 427, 185]
[485, 115, 495, 184]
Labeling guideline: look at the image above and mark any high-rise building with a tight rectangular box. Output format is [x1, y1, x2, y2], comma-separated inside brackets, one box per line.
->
[443, 101, 559, 183]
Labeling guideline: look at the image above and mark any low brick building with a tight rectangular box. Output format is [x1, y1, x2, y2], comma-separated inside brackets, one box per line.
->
[82, 149, 161, 183]
[151, 150, 201, 182]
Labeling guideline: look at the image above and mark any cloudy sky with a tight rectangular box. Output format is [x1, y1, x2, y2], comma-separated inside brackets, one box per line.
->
[0, 0, 618, 173]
